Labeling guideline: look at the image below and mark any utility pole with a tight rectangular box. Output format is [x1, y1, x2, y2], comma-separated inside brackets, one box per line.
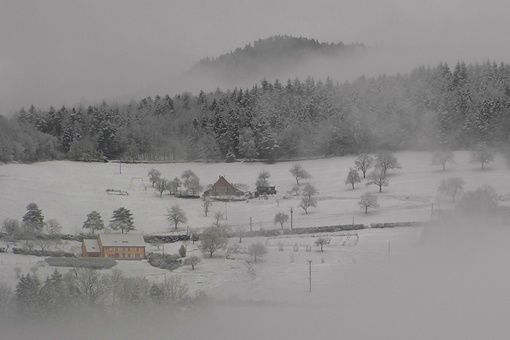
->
[249, 217, 253, 232]
[308, 260, 312, 292]
[225, 202, 228, 220]
[119, 161, 122, 175]
[431, 202, 434, 217]
[290, 207, 293, 230]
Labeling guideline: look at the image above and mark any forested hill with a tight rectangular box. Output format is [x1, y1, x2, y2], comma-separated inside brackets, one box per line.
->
[185, 35, 365, 86]
[2, 61, 510, 163]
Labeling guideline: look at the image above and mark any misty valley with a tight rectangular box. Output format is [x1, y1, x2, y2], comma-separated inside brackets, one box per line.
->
[2, 8, 510, 340]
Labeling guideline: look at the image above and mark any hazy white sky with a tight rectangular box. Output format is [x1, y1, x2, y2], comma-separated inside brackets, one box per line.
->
[1, 0, 510, 114]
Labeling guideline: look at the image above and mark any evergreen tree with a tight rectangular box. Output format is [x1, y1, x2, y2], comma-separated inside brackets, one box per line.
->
[109, 207, 135, 234]
[16, 273, 41, 314]
[82, 211, 105, 234]
[22, 203, 45, 234]
[238, 128, 258, 159]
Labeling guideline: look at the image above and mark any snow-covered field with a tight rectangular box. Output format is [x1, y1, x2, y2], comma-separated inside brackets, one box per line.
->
[1, 151, 510, 302]
[1, 151, 509, 235]
[0, 226, 422, 299]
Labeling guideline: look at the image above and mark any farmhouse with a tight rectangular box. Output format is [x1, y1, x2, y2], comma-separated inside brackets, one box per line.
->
[203, 176, 245, 198]
[82, 234, 146, 260]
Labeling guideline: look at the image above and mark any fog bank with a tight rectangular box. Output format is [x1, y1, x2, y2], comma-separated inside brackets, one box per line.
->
[2, 0, 510, 114]
[2, 219, 510, 339]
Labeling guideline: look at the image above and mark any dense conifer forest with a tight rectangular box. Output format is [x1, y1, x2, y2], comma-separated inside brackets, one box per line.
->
[2, 61, 510, 163]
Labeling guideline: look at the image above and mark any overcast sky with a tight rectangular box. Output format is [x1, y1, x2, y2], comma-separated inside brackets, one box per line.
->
[2, 0, 510, 114]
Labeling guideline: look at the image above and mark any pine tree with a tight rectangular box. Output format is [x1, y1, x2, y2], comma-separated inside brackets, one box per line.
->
[82, 211, 105, 234]
[16, 273, 41, 314]
[109, 207, 135, 234]
[238, 128, 258, 160]
[22, 203, 45, 234]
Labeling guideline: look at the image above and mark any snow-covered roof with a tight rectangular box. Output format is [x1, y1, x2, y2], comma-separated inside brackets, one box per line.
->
[83, 239, 100, 253]
[99, 234, 145, 247]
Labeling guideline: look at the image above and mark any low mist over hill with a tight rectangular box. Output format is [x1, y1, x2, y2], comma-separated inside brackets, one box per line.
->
[183, 36, 365, 90]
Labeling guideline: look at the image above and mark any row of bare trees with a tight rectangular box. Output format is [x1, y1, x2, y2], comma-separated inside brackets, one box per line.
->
[149, 169, 203, 198]
[7, 268, 193, 317]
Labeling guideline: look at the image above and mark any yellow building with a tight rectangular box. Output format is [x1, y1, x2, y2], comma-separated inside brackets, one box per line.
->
[82, 234, 145, 260]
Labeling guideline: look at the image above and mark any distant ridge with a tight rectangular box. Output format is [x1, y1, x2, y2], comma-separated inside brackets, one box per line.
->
[185, 35, 365, 85]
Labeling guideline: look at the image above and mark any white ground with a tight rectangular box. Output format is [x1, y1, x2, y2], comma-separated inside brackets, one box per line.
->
[1, 151, 510, 301]
[1, 151, 509, 235]
[0, 226, 423, 301]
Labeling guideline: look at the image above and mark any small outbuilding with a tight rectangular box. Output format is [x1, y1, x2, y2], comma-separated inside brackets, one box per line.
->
[82, 239, 101, 257]
[256, 185, 277, 196]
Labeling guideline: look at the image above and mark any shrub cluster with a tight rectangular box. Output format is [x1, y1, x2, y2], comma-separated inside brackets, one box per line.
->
[147, 253, 181, 270]
[45, 257, 117, 269]
[370, 222, 423, 228]
[144, 234, 190, 244]
[227, 224, 366, 238]
[12, 248, 75, 257]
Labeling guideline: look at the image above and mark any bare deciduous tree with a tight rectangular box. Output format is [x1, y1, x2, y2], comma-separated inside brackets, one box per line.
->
[248, 242, 267, 262]
[366, 169, 389, 193]
[274, 212, 289, 230]
[0, 282, 12, 313]
[315, 237, 331, 252]
[155, 178, 168, 197]
[432, 149, 454, 171]
[470, 143, 494, 170]
[438, 177, 465, 202]
[45, 218, 62, 235]
[160, 276, 189, 302]
[181, 170, 202, 195]
[299, 183, 318, 214]
[290, 164, 311, 185]
[184, 256, 201, 270]
[213, 211, 224, 228]
[255, 170, 271, 187]
[2, 218, 21, 241]
[167, 205, 187, 230]
[167, 177, 181, 195]
[345, 168, 361, 190]
[359, 192, 379, 214]
[202, 197, 212, 217]
[64, 268, 109, 306]
[199, 226, 228, 258]
[148, 168, 161, 187]
[375, 151, 401, 175]
[456, 185, 499, 215]
[287, 184, 301, 196]
[355, 153, 374, 178]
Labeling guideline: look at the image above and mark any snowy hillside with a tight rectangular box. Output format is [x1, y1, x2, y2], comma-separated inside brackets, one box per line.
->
[1, 151, 509, 235]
